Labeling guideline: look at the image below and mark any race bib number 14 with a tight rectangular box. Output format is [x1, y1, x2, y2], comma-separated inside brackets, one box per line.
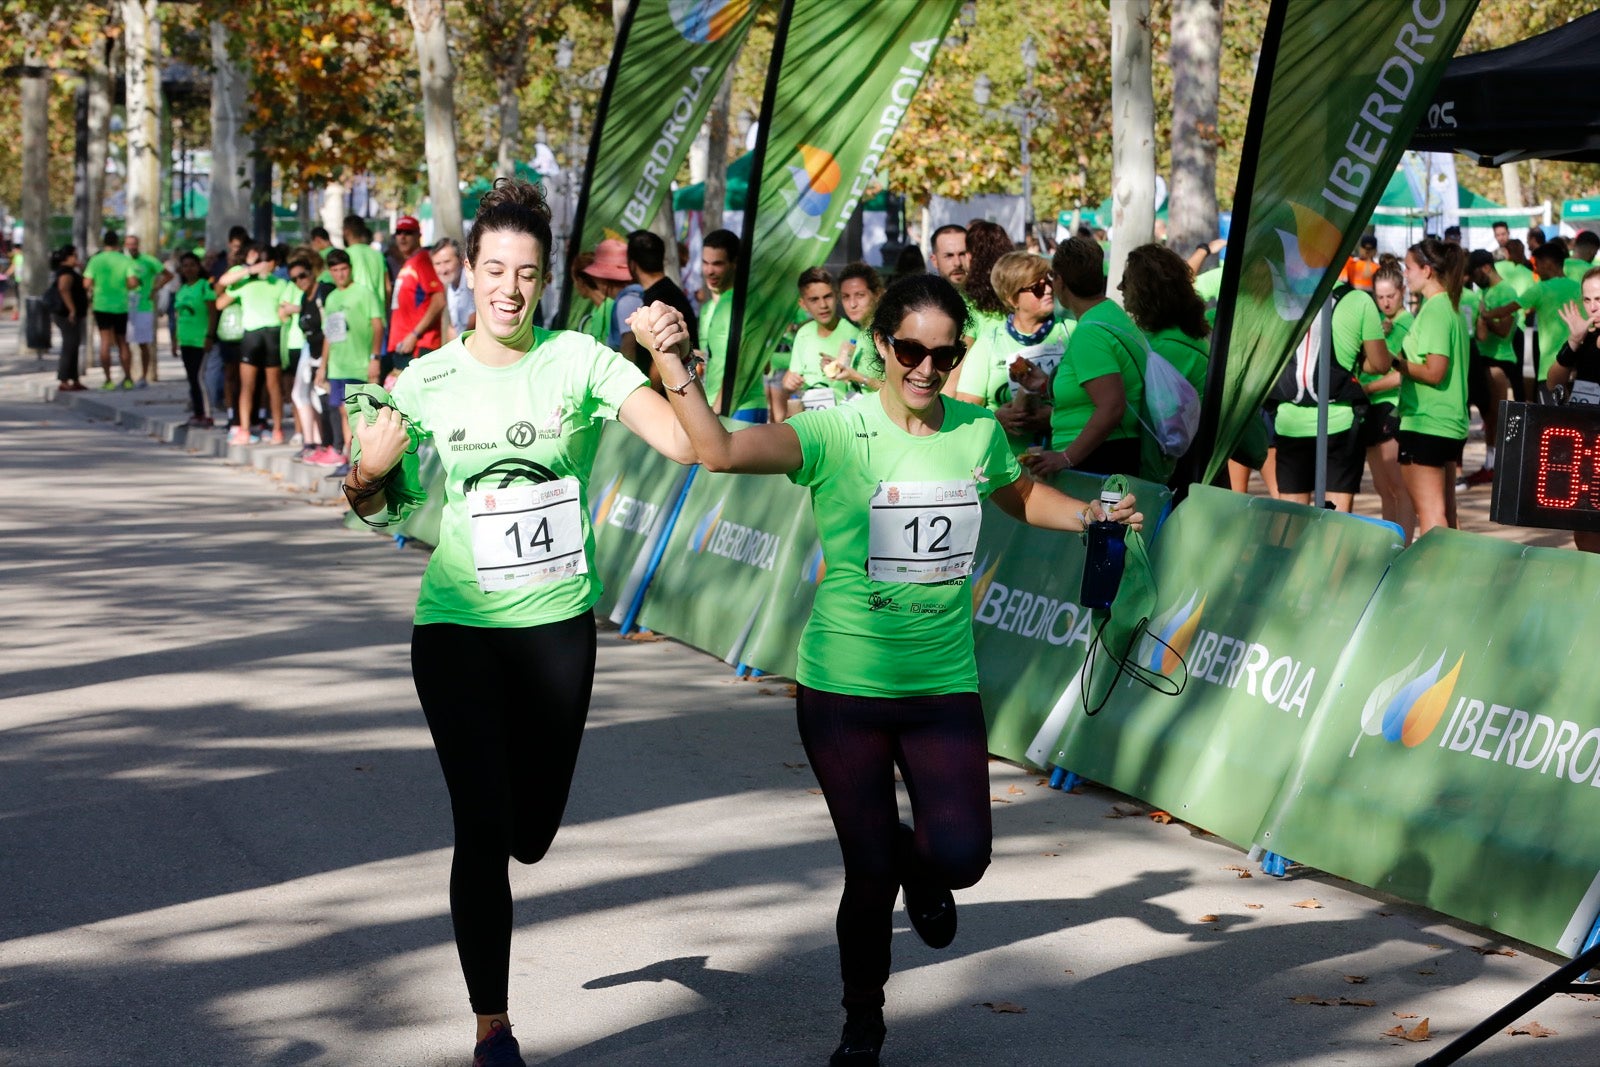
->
[467, 477, 588, 592]
[866, 479, 981, 584]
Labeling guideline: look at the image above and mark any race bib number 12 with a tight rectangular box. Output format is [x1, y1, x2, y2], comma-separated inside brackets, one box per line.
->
[866, 479, 981, 584]
[467, 477, 588, 592]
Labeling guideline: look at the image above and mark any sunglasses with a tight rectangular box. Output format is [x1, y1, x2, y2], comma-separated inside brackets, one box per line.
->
[887, 335, 966, 372]
[1017, 278, 1053, 300]
[290, 271, 309, 282]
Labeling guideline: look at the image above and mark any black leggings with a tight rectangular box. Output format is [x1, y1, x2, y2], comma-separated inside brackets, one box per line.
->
[53, 313, 82, 383]
[181, 345, 207, 416]
[412, 615, 598, 1016]
[796, 686, 992, 1011]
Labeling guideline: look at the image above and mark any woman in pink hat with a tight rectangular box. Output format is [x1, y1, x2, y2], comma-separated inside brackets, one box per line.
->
[583, 238, 638, 351]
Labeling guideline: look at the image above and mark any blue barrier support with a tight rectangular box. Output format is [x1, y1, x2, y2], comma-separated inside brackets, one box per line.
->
[619, 466, 699, 635]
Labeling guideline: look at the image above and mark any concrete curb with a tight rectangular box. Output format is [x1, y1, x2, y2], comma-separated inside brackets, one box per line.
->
[38, 378, 343, 499]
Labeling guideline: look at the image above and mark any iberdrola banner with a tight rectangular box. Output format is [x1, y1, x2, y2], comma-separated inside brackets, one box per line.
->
[1199, 0, 1478, 479]
[565, 0, 763, 320]
[724, 0, 960, 412]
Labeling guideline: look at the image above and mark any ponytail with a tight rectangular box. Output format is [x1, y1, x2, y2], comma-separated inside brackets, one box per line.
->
[1407, 236, 1465, 310]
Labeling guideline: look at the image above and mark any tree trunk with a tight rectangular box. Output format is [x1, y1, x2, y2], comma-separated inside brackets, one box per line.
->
[1501, 162, 1524, 210]
[19, 15, 49, 309]
[1108, 0, 1155, 299]
[207, 20, 253, 257]
[495, 40, 528, 180]
[321, 180, 348, 246]
[703, 66, 734, 233]
[406, 0, 464, 241]
[1168, 0, 1221, 262]
[251, 152, 273, 244]
[122, 0, 162, 253]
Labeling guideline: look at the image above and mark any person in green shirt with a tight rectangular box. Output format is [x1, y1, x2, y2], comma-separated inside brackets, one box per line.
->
[783, 266, 861, 413]
[171, 252, 216, 426]
[1121, 243, 1215, 485]
[1018, 237, 1145, 479]
[831, 261, 885, 397]
[1484, 242, 1583, 382]
[954, 251, 1069, 456]
[695, 228, 765, 421]
[1462, 250, 1522, 487]
[1564, 231, 1598, 284]
[215, 245, 290, 444]
[949, 220, 1015, 394]
[1361, 263, 1415, 536]
[341, 214, 390, 322]
[315, 247, 385, 460]
[123, 233, 171, 387]
[347, 178, 700, 1067]
[628, 272, 1142, 1067]
[82, 230, 139, 389]
[1393, 237, 1470, 536]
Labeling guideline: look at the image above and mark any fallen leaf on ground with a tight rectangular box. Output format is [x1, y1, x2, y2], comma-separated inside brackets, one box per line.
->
[1149, 810, 1174, 824]
[977, 1001, 1026, 1014]
[1007, 785, 1026, 795]
[1564, 993, 1600, 1002]
[1383, 1018, 1431, 1041]
[1506, 1021, 1556, 1038]
[1063, 968, 1074, 975]
[1291, 995, 1335, 1005]
[1036, 778, 1050, 786]
[805, 788, 823, 795]
[1473, 946, 1517, 957]
[1041, 852, 1060, 857]
[1106, 802, 1145, 818]
[620, 630, 664, 642]
[1291, 899, 1323, 909]
[1245, 903, 1265, 910]
[1426, 942, 1445, 949]
[1288, 995, 1371, 1007]
[1223, 864, 1250, 872]
[1378, 911, 1394, 917]
[758, 688, 774, 695]
[782, 762, 807, 769]
[1341, 998, 1376, 1007]
[1393, 1012, 1420, 1019]
[784, 684, 798, 697]
[989, 795, 1012, 804]
[1416, 969, 1436, 976]
[1197, 914, 1220, 923]
[1344, 975, 1368, 984]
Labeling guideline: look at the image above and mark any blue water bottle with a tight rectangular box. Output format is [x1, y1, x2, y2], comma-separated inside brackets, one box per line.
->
[1080, 488, 1127, 610]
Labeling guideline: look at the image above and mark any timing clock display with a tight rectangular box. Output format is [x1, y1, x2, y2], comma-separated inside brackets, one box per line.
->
[1490, 401, 1600, 532]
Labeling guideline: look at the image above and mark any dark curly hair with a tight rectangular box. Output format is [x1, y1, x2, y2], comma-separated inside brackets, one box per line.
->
[1121, 243, 1209, 340]
[961, 219, 1016, 316]
[861, 273, 971, 378]
[466, 176, 553, 272]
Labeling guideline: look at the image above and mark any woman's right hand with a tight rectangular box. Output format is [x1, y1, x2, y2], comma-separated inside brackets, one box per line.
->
[1558, 300, 1588, 348]
[353, 405, 410, 478]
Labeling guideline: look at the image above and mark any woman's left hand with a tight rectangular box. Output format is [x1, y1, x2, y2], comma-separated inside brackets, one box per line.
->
[627, 302, 692, 361]
[1104, 492, 1144, 532]
[1019, 449, 1070, 477]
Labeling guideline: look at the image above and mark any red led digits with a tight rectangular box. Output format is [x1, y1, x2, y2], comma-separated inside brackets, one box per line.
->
[1534, 426, 1586, 509]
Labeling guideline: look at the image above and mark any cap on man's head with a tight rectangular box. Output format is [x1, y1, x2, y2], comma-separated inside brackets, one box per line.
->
[1467, 249, 1496, 272]
[395, 216, 422, 235]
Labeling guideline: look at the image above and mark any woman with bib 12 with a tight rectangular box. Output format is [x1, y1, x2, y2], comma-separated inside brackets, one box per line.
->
[629, 275, 1141, 1067]
[346, 179, 699, 1067]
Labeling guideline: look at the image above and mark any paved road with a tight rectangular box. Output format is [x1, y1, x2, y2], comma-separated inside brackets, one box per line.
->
[2, 325, 1596, 1065]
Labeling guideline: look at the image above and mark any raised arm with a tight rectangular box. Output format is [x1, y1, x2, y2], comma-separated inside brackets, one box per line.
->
[988, 470, 1143, 532]
[631, 302, 804, 475]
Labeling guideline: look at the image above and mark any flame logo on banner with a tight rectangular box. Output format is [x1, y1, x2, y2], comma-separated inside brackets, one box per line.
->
[1142, 591, 1205, 675]
[668, 0, 751, 43]
[802, 541, 826, 584]
[782, 145, 841, 240]
[589, 473, 621, 527]
[1266, 202, 1344, 320]
[1351, 651, 1465, 755]
[690, 497, 726, 553]
[970, 555, 1000, 610]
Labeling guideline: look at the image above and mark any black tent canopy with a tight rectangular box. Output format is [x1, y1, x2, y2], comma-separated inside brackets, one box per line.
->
[1412, 9, 1600, 166]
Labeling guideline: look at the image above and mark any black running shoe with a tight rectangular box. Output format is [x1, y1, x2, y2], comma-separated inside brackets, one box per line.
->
[472, 1021, 527, 1067]
[829, 1008, 886, 1066]
[898, 822, 957, 949]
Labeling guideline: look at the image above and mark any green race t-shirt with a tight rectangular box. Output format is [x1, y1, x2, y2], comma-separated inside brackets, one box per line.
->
[384, 330, 650, 628]
[785, 394, 1022, 698]
[1499, 261, 1535, 298]
[577, 297, 614, 347]
[1195, 267, 1224, 327]
[1360, 308, 1412, 405]
[789, 318, 862, 407]
[236, 276, 290, 333]
[700, 288, 764, 414]
[1565, 258, 1595, 285]
[1518, 276, 1584, 378]
[173, 279, 213, 348]
[347, 243, 388, 322]
[324, 284, 384, 380]
[961, 316, 1072, 455]
[83, 250, 136, 314]
[1399, 291, 1469, 440]
[1478, 279, 1519, 363]
[1050, 299, 1145, 450]
[132, 253, 165, 313]
[1275, 289, 1385, 438]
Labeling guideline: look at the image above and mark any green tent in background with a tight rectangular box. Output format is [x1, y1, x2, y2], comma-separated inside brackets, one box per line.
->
[460, 162, 544, 219]
[1563, 197, 1600, 225]
[1058, 193, 1169, 233]
[1369, 168, 1504, 226]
